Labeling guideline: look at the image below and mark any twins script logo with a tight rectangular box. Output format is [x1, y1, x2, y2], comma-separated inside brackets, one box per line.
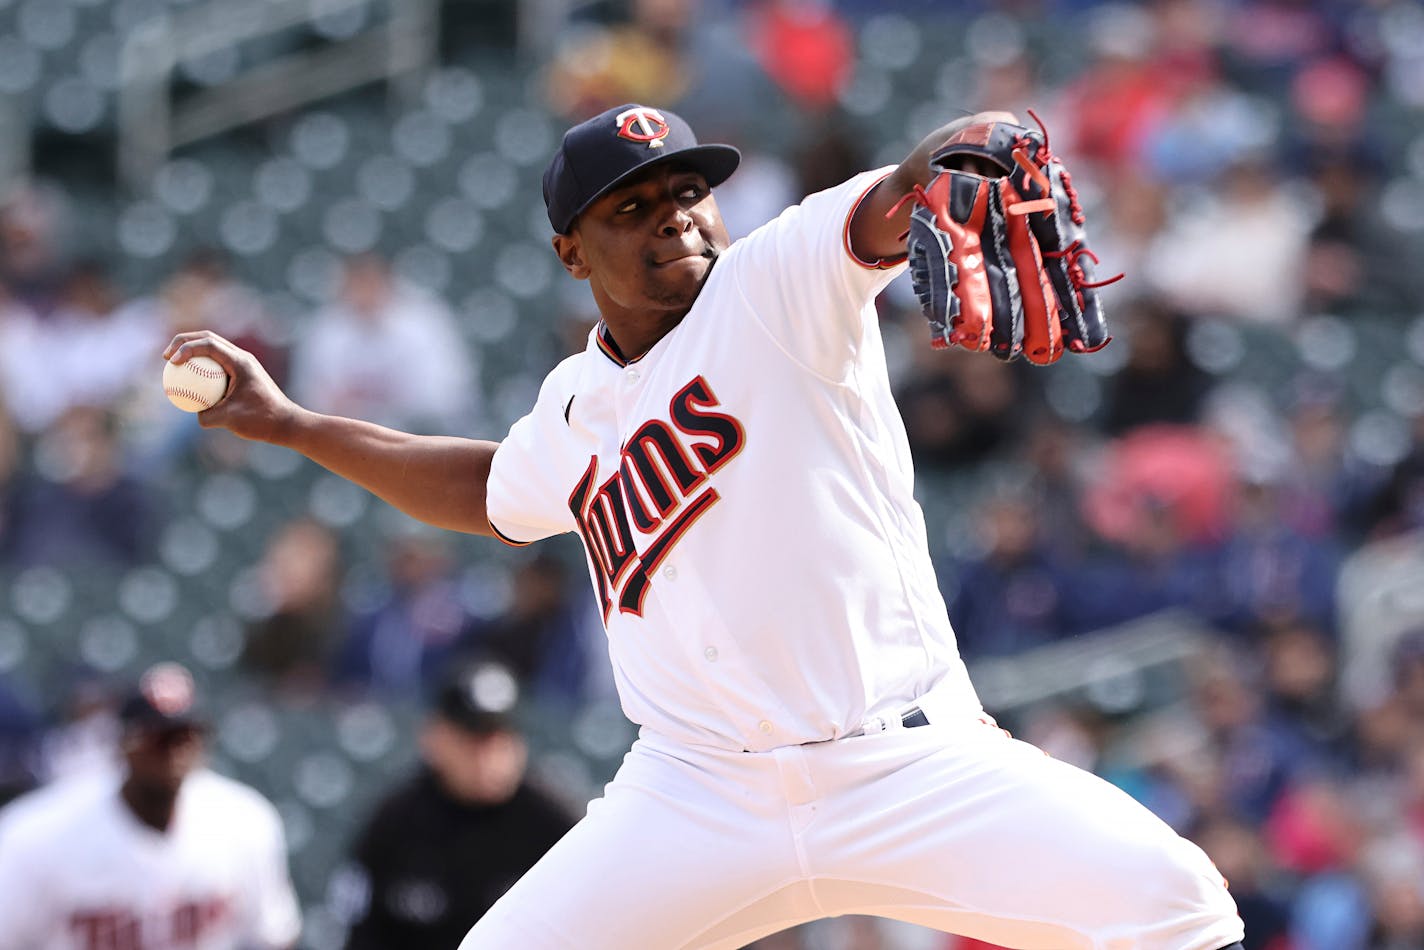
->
[571, 375, 744, 618]
[68, 898, 231, 949]
[615, 107, 670, 149]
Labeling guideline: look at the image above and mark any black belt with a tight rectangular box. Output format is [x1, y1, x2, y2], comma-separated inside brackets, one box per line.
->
[901, 706, 931, 729]
[844, 704, 930, 738]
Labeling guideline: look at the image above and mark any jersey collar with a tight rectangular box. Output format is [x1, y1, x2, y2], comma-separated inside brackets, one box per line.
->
[594, 321, 653, 368]
[591, 255, 721, 368]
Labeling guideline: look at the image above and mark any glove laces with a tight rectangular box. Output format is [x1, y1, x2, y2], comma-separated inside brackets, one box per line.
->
[1042, 240, 1123, 292]
[1010, 110, 1087, 224]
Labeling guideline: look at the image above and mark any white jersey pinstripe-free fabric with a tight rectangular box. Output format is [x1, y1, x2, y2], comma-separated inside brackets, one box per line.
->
[487, 169, 982, 752]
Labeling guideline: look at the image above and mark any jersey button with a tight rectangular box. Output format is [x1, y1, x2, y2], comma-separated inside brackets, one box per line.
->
[625, 368, 640, 383]
[758, 720, 773, 735]
[703, 646, 718, 662]
[663, 565, 677, 580]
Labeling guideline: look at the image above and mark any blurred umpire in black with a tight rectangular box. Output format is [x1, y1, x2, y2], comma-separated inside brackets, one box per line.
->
[330, 658, 576, 948]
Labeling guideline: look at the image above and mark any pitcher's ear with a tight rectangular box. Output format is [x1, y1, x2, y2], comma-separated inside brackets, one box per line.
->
[552, 234, 589, 280]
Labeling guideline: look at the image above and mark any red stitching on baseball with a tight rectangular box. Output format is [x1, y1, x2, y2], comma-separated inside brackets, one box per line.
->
[183, 363, 225, 379]
[165, 386, 216, 405]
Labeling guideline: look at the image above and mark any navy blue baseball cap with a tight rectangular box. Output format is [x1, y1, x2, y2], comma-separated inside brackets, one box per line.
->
[543, 104, 741, 235]
[119, 662, 206, 734]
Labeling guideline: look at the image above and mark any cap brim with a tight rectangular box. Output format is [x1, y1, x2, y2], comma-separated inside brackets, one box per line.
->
[122, 717, 207, 739]
[563, 143, 741, 233]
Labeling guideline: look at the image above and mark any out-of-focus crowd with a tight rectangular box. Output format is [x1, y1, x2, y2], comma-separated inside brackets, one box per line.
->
[1, 0, 1424, 947]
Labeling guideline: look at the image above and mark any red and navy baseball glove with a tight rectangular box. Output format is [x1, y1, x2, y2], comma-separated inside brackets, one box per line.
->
[896, 112, 1120, 365]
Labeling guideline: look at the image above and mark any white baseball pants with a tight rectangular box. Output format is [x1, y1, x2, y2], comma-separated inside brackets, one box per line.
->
[459, 718, 1244, 950]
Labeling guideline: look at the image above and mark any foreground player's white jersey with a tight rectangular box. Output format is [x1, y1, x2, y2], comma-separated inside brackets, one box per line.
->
[488, 169, 983, 752]
[0, 770, 301, 950]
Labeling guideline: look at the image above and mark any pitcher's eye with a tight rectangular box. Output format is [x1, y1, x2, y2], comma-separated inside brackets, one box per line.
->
[616, 199, 639, 214]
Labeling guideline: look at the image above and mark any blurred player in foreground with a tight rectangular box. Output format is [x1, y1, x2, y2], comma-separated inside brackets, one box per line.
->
[0, 662, 300, 950]
[163, 103, 1245, 948]
[330, 658, 574, 948]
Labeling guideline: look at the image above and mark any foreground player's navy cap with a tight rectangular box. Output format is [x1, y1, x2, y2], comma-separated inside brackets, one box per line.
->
[119, 662, 206, 733]
[542, 103, 741, 235]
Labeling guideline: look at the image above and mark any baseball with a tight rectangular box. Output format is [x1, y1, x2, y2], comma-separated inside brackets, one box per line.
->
[163, 356, 229, 413]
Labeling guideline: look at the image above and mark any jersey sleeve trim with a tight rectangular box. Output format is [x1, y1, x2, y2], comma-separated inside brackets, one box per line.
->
[488, 520, 535, 547]
[841, 170, 909, 270]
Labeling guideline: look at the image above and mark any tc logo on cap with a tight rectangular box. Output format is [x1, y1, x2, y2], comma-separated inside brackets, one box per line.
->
[141, 663, 195, 716]
[615, 107, 669, 149]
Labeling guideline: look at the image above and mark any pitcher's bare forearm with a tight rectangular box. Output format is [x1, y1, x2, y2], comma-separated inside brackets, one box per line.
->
[848, 110, 1019, 265]
[163, 330, 502, 538]
[278, 410, 500, 536]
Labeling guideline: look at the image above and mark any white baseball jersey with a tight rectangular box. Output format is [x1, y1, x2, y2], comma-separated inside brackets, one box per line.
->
[0, 769, 301, 950]
[487, 168, 983, 752]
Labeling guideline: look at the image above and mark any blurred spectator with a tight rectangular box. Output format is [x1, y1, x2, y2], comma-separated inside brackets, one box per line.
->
[1142, 70, 1275, 185]
[1259, 620, 1349, 763]
[1223, 0, 1338, 83]
[1291, 859, 1371, 950]
[895, 350, 1022, 469]
[0, 287, 44, 433]
[546, 0, 779, 141]
[544, 0, 694, 120]
[1058, 2, 1208, 172]
[0, 261, 158, 435]
[1, 406, 153, 568]
[1088, 173, 1168, 305]
[1190, 651, 1313, 826]
[789, 118, 870, 199]
[1362, 416, 1424, 541]
[746, 0, 855, 114]
[1266, 777, 1369, 888]
[972, 49, 1047, 120]
[242, 518, 346, 695]
[1144, 156, 1312, 324]
[1358, 838, 1424, 950]
[1277, 383, 1380, 541]
[1014, 416, 1097, 558]
[946, 490, 1076, 658]
[328, 659, 574, 949]
[461, 552, 598, 708]
[1100, 298, 1210, 436]
[0, 181, 70, 315]
[1351, 691, 1416, 779]
[1071, 498, 1222, 633]
[1400, 739, 1424, 849]
[0, 663, 301, 948]
[1392, 631, 1424, 727]
[291, 253, 478, 432]
[334, 526, 472, 698]
[1082, 425, 1236, 549]
[1214, 476, 1342, 636]
[1298, 147, 1416, 316]
[1193, 817, 1294, 950]
[710, 147, 798, 241]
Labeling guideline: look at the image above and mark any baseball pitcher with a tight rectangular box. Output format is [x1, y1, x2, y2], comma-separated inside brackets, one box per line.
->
[164, 104, 1245, 949]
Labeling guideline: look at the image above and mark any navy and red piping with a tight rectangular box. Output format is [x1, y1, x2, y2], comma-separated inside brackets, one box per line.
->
[489, 521, 533, 547]
[595, 322, 654, 368]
